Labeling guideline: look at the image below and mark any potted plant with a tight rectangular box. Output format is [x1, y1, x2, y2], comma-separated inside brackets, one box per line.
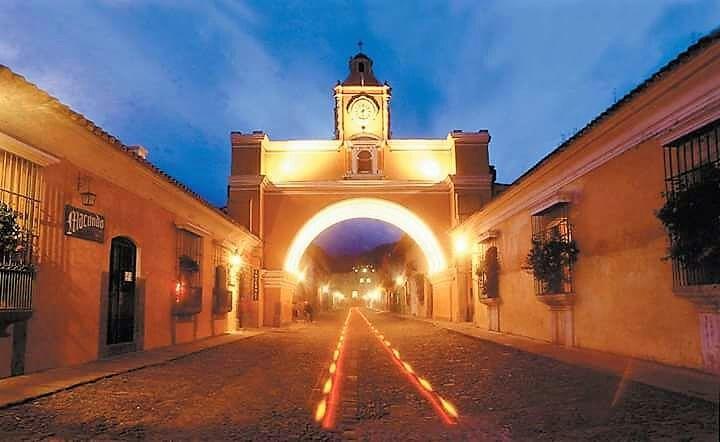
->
[525, 231, 579, 295]
[476, 247, 500, 299]
[656, 163, 720, 285]
[179, 255, 200, 273]
[0, 202, 24, 265]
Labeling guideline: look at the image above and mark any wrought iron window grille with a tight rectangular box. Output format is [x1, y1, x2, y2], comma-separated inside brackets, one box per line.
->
[662, 119, 720, 287]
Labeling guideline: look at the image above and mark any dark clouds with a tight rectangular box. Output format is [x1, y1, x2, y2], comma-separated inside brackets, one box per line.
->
[0, 0, 718, 205]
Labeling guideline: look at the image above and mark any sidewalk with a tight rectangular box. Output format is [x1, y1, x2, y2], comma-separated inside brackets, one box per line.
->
[0, 329, 265, 409]
[397, 314, 720, 403]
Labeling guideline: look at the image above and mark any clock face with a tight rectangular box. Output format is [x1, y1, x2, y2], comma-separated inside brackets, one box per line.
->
[349, 97, 378, 121]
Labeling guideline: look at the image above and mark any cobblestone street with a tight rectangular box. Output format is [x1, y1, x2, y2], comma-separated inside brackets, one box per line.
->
[0, 309, 717, 441]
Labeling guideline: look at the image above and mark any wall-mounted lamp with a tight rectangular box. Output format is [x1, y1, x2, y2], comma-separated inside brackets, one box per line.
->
[453, 234, 469, 257]
[77, 175, 97, 207]
[229, 250, 243, 268]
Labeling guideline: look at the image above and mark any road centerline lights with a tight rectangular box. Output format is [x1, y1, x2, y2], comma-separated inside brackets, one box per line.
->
[356, 309, 460, 426]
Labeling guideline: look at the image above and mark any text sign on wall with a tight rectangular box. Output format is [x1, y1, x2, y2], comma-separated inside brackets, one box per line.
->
[64, 205, 105, 243]
[252, 269, 260, 301]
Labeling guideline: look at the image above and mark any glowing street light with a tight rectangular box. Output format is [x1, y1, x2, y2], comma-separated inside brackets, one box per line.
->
[453, 234, 469, 256]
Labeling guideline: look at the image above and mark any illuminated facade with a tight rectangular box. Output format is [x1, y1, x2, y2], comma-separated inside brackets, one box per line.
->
[228, 52, 497, 325]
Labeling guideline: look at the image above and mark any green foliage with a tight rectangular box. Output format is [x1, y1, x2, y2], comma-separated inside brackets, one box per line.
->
[0, 202, 22, 257]
[179, 255, 200, 272]
[657, 163, 720, 282]
[476, 246, 500, 298]
[525, 233, 579, 294]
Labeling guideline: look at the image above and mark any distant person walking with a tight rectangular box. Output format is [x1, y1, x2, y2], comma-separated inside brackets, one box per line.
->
[303, 301, 314, 322]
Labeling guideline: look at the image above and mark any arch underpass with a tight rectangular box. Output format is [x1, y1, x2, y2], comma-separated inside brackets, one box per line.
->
[284, 198, 447, 277]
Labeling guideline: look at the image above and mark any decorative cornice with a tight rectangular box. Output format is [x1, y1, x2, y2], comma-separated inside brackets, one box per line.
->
[0, 65, 259, 244]
[459, 51, 720, 235]
[528, 191, 577, 216]
[262, 178, 453, 195]
[387, 138, 452, 151]
[228, 175, 268, 189]
[174, 221, 211, 237]
[477, 229, 499, 243]
[0, 130, 60, 166]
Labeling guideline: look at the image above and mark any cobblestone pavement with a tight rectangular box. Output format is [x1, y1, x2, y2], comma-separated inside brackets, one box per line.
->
[0, 308, 717, 441]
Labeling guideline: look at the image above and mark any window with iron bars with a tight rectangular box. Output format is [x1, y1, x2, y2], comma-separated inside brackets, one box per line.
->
[174, 229, 203, 315]
[662, 119, 720, 287]
[530, 203, 574, 295]
[0, 150, 42, 313]
[212, 245, 232, 314]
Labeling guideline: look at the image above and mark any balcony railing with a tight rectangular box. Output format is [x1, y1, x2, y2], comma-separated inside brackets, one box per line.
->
[173, 286, 202, 315]
[0, 264, 34, 313]
[663, 119, 720, 287]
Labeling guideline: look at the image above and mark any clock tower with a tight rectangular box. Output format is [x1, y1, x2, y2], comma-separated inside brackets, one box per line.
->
[333, 52, 391, 176]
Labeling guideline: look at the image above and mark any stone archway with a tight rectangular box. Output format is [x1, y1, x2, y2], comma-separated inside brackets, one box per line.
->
[226, 51, 495, 327]
[284, 198, 447, 277]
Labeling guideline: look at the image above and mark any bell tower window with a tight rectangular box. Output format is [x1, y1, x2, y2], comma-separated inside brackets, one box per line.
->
[347, 142, 381, 177]
[357, 150, 372, 174]
[358, 62, 365, 73]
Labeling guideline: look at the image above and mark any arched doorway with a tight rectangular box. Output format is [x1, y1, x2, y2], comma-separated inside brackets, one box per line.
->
[283, 198, 447, 277]
[107, 237, 137, 346]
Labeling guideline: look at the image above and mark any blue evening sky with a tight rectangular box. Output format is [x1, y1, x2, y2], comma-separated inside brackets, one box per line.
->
[1, 1, 719, 254]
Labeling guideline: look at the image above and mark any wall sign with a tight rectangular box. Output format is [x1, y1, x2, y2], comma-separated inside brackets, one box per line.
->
[252, 268, 260, 301]
[64, 205, 105, 243]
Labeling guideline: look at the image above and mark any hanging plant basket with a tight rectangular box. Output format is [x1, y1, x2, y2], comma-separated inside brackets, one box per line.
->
[525, 235, 579, 294]
[656, 163, 720, 284]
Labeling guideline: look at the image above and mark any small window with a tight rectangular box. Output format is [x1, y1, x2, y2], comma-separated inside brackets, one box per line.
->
[358, 62, 365, 73]
[357, 150, 373, 174]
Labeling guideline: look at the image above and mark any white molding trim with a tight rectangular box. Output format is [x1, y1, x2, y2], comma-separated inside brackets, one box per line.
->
[658, 91, 720, 145]
[0, 130, 60, 166]
[461, 68, 720, 234]
[228, 175, 267, 187]
[212, 239, 238, 252]
[529, 191, 576, 216]
[263, 139, 342, 152]
[174, 221, 211, 237]
[388, 138, 452, 151]
[477, 229, 499, 243]
[263, 178, 453, 195]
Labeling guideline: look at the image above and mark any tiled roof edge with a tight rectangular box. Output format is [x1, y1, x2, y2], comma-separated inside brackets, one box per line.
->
[0, 64, 259, 244]
[510, 27, 720, 188]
